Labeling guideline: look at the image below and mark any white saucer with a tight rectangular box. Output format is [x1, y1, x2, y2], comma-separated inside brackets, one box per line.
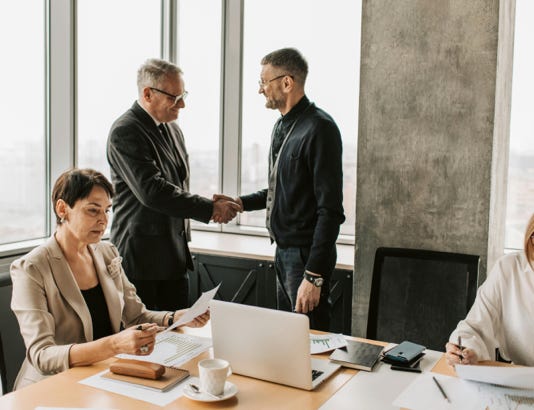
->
[183, 377, 238, 402]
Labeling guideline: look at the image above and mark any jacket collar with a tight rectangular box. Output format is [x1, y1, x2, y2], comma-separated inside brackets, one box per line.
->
[46, 236, 93, 341]
[46, 236, 122, 339]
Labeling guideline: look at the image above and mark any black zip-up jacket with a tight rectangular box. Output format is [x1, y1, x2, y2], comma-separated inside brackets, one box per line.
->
[240, 96, 345, 275]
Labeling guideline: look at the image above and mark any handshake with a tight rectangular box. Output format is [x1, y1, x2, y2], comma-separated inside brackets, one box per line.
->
[211, 194, 243, 224]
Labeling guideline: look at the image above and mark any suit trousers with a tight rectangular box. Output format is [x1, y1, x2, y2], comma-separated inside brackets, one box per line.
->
[130, 277, 190, 311]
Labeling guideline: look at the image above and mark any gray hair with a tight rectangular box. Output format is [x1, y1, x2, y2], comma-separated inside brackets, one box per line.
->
[137, 58, 183, 95]
[261, 48, 308, 86]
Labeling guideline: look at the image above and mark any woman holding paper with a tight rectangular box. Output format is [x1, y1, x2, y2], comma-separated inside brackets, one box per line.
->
[446, 213, 534, 366]
[10, 168, 209, 390]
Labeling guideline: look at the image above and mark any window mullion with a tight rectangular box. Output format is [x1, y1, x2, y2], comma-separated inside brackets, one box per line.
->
[220, 0, 243, 233]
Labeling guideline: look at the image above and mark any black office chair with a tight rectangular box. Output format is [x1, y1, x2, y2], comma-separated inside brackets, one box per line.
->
[0, 332, 7, 395]
[366, 247, 479, 351]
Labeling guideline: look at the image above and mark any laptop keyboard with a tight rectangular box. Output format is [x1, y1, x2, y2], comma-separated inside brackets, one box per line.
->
[311, 369, 324, 381]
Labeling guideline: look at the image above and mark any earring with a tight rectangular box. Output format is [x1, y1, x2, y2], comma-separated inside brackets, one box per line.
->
[60, 217, 65, 224]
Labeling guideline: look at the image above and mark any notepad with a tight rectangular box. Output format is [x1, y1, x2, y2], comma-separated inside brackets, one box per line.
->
[329, 340, 384, 371]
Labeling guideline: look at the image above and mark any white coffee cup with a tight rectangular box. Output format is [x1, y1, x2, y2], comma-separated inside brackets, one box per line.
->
[198, 358, 232, 396]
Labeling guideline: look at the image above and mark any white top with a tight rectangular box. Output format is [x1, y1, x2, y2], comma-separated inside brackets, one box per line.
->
[450, 251, 534, 364]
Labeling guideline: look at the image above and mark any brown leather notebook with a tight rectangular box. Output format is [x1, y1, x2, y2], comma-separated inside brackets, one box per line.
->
[102, 365, 190, 392]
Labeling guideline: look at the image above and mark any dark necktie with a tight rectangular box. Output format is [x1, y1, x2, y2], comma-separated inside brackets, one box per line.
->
[158, 123, 174, 152]
[158, 123, 169, 139]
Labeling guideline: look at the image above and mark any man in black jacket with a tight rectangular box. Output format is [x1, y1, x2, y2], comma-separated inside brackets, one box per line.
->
[107, 58, 238, 311]
[216, 48, 345, 330]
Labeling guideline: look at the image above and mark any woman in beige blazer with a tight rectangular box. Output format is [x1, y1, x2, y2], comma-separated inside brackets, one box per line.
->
[10, 168, 209, 389]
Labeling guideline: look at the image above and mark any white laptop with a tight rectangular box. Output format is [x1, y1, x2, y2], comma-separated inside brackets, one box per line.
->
[210, 300, 341, 390]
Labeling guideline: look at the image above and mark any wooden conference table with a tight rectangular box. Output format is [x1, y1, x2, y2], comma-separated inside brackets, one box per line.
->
[0, 329, 456, 410]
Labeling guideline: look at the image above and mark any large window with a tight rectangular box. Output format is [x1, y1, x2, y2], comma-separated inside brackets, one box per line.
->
[240, 0, 360, 236]
[0, 1, 360, 254]
[0, 2, 46, 245]
[175, 0, 222, 202]
[77, 0, 162, 178]
[506, 0, 534, 249]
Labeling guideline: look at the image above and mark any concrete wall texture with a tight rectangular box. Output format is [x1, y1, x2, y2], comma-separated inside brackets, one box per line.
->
[353, 0, 507, 336]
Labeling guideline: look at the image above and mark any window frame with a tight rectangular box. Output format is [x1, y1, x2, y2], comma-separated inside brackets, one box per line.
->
[0, 0, 358, 259]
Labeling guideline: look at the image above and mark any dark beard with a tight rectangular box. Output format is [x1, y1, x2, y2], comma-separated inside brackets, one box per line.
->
[265, 96, 284, 110]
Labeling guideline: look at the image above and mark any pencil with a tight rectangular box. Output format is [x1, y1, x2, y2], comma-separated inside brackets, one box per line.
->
[432, 376, 450, 403]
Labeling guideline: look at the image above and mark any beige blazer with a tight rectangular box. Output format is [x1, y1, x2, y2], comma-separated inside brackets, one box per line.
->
[10, 236, 167, 389]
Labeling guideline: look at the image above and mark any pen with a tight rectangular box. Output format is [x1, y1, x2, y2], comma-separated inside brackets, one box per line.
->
[457, 336, 465, 362]
[137, 325, 144, 331]
[432, 376, 450, 403]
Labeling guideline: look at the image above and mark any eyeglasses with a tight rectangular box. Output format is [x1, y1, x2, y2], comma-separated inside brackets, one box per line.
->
[258, 74, 292, 88]
[150, 87, 188, 105]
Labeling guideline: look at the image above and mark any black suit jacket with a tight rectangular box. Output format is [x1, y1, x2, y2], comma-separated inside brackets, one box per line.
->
[107, 101, 213, 280]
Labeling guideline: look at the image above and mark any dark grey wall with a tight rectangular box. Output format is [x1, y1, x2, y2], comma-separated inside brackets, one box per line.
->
[353, 0, 514, 336]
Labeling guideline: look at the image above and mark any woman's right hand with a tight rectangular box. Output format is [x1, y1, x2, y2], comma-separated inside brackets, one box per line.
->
[111, 323, 159, 355]
[445, 342, 478, 366]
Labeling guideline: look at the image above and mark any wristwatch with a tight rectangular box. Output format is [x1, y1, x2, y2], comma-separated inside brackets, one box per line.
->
[303, 272, 324, 287]
[167, 311, 175, 327]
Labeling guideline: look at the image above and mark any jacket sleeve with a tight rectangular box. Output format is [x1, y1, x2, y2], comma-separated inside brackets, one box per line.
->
[305, 120, 345, 274]
[449, 258, 505, 361]
[107, 122, 213, 223]
[240, 189, 268, 211]
[10, 258, 73, 375]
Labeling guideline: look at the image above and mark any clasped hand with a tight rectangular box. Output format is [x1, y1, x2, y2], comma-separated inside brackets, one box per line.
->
[445, 342, 478, 366]
[211, 194, 243, 224]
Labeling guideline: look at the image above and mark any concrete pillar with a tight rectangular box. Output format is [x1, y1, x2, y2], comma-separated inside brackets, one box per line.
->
[353, 0, 514, 336]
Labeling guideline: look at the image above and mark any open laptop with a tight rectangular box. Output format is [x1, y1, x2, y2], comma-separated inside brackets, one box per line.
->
[210, 300, 341, 390]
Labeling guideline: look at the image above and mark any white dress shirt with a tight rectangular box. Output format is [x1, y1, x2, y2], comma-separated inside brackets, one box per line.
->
[450, 251, 534, 364]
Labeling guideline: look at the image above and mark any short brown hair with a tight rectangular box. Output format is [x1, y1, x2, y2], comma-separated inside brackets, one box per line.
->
[52, 168, 114, 225]
[261, 48, 308, 86]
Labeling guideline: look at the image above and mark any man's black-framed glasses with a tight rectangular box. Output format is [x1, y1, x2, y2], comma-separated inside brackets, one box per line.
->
[258, 74, 293, 88]
[150, 87, 188, 105]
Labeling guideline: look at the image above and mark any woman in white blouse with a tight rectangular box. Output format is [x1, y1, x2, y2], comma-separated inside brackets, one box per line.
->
[445, 213, 534, 366]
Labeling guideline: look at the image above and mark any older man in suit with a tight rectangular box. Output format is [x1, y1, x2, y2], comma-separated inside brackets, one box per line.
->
[107, 58, 238, 311]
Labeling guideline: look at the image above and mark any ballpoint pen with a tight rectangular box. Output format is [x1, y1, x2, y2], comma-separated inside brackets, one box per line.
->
[432, 376, 450, 403]
[457, 336, 465, 363]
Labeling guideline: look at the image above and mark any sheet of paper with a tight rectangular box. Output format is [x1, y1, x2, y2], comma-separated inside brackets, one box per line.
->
[117, 333, 211, 368]
[162, 284, 220, 333]
[455, 364, 534, 390]
[320, 348, 443, 410]
[309, 333, 347, 354]
[395, 372, 534, 410]
[392, 373, 482, 410]
[79, 369, 188, 407]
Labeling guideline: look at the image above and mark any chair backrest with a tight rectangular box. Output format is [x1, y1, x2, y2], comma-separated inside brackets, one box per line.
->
[0, 270, 26, 393]
[0, 332, 7, 395]
[366, 247, 479, 351]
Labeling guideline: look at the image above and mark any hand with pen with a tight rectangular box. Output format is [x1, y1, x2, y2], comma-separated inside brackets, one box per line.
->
[112, 323, 162, 356]
[445, 336, 479, 366]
